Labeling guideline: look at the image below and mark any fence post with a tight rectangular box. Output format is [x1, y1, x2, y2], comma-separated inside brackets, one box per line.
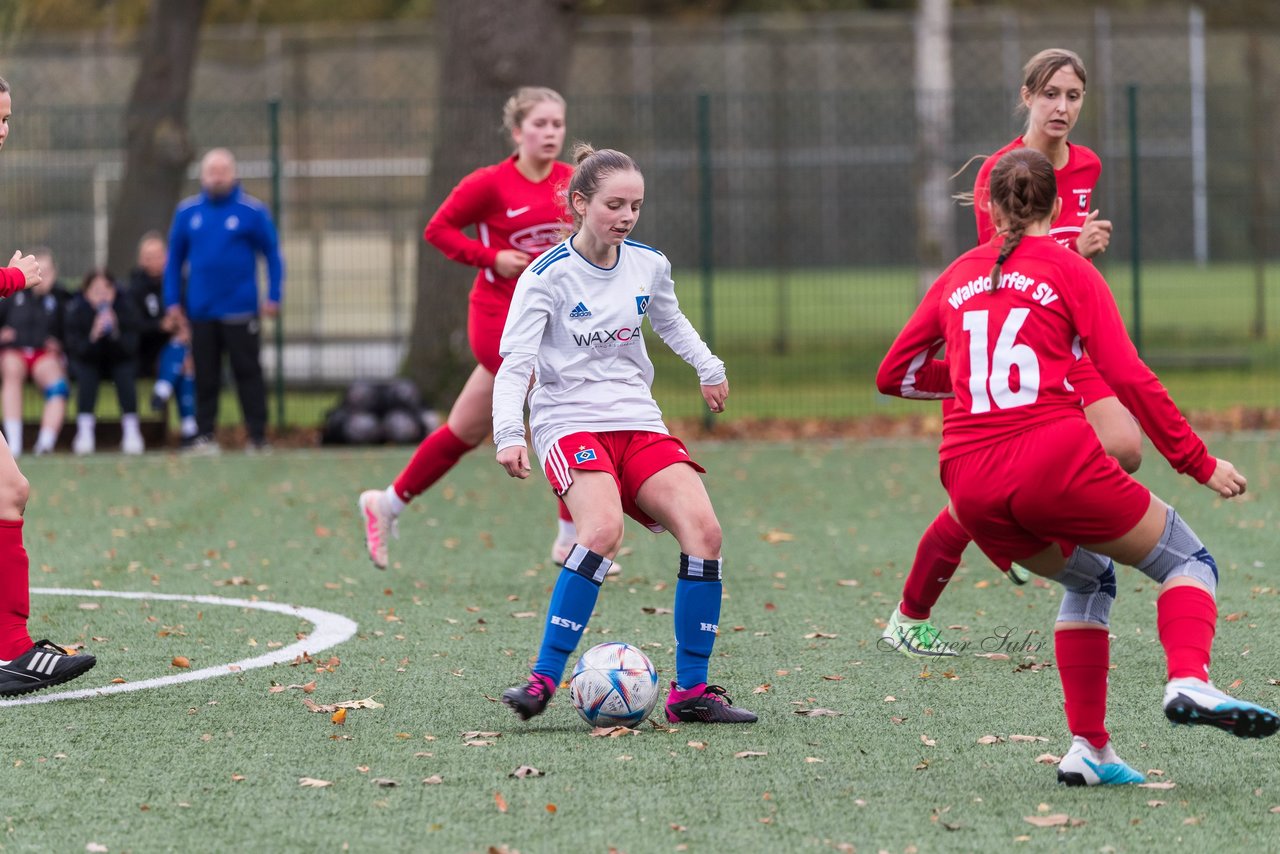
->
[697, 93, 715, 431]
[1127, 84, 1142, 356]
[268, 99, 286, 429]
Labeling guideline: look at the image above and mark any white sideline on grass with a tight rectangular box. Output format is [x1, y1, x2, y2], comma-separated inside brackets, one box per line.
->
[0, 588, 359, 707]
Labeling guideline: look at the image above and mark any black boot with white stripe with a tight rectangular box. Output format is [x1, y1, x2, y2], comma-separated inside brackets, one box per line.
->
[0, 639, 97, 697]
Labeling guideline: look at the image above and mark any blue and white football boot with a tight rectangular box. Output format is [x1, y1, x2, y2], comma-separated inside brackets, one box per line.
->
[1056, 736, 1145, 786]
[1163, 677, 1280, 738]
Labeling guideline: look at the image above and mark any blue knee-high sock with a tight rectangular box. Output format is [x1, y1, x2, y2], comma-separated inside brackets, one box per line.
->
[674, 554, 722, 689]
[532, 545, 613, 684]
[156, 342, 186, 389]
[176, 373, 196, 420]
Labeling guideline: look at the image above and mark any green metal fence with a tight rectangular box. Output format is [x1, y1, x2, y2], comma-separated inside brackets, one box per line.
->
[0, 86, 1275, 429]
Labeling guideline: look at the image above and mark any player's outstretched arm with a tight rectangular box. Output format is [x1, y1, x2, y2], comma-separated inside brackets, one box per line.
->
[1204, 457, 1247, 499]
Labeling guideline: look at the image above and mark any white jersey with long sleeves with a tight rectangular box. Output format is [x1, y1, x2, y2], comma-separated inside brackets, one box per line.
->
[492, 235, 725, 466]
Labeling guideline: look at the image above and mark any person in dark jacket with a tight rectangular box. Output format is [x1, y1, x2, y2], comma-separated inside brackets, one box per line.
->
[163, 148, 284, 455]
[65, 269, 143, 455]
[128, 231, 197, 445]
[0, 247, 70, 457]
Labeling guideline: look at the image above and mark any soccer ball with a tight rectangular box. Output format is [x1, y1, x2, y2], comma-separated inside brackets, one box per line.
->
[569, 642, 660, 728]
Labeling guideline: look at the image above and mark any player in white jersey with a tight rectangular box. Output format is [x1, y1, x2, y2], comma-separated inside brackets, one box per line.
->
[492, 144, 756, 725]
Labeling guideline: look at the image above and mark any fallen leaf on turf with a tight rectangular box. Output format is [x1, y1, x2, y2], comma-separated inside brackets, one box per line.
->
[1147, 800, 1166, 807]
[1183, 817, 1201, 825]
[977, 735, 1005, 745]
[331, 708, 346, 725]
[1269, 806, 1280, 814]
[671, 824, 687, 832]
[1138, 781, 1176, 790]
[804, 632, 838, 639]
[509, 765, 543, 778]
[884, 696, 897, 702]
[78, 603, 100, 611]
[920, 734, 937, 747]
[314, 526, 331, 538]
[465, 740, 495, 747]
[546, 804, 557, 813]
[461, 731, 502, 739]
[494, 792, 508, 813]
[647, 720, 677, 733]
[794, 708, 842, 717]
[974, 652, 1010, 660]
[836, 579, 859, 587]
[230, 774, 245, 782]
[110, 677, 126, 684]
[422, 775, 443, 785]
[298, 777, 332, 788]
[371, 778, 398, 788]
[762, 529, 794, 543]
[641, 607, 673, 615]
[171, 656, 190, 668]
[914, 760, 929, 770]
[687, 741, 708, 750]
[805, 757, 824, 763]
[86, 844, 108, 853]
[590, 726, 639, 738]
[734, 751, 767, 759]
[820, 675, 844, 681]
[1023, 814, 1070, 827]
[891, 716, 907, 724]
[752, 684, 771, 694]
[511, 611, 536, 619]
[1009, 734, 1049, 743]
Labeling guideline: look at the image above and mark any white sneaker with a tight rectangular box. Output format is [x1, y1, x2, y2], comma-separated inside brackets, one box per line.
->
[1056, 735, 1145, 786]
[1163, 677, 1280, 738]
[550, 536, 621, 575]
[182, 435, 221, 457]
[72, 430, 95, 456]
[358, 489, 399, 570]
[122, 432, 145, 455]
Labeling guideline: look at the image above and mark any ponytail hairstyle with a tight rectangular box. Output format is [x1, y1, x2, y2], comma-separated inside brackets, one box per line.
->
[566, 142, 640, 229]
[986, 148, 1057, 291]
[0, 76, 9, 94]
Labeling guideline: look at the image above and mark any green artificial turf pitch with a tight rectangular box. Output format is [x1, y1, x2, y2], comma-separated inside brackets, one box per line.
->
[2, 437, 1279, 853]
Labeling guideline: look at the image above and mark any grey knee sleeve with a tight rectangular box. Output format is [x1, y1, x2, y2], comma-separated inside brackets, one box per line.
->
[1054, 548, 1117, 627]
[1136, 508, 1218, 595]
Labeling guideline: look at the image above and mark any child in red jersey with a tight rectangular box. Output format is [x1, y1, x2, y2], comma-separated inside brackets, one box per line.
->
[0, 76, 97, 696]
[878, 147, 1276, 785]
[357, 88, 586, 570]
[883, 49, 1142, 657]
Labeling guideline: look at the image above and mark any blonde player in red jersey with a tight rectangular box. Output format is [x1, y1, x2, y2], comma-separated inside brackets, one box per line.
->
[878, 147, 1276, 786]
[492, 144, 756, 725]
[358, 88, 586, 570]
[0, 75, 98, 696]
[882, 48, 1143, 657]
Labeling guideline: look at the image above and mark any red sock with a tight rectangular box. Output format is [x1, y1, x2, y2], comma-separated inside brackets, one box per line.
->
[1157, 585, 1216, 681]
[1055, 626, 1110, 749]
[557, 497, 573, 523]
[899, 508, 970, 620]
[0, 519, 32, 660]
[392, 425, 477, 502]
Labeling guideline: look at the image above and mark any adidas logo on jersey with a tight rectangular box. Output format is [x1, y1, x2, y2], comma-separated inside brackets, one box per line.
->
[569, 302, 593, 319]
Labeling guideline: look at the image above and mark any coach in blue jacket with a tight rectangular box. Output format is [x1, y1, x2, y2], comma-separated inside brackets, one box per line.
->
[164, 148, 284, 454]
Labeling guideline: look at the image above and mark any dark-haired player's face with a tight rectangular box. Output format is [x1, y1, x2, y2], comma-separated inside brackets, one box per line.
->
[0, 92, 11, 152]
[1023, 66, 1084, 141]
[577, 170, 643, 248]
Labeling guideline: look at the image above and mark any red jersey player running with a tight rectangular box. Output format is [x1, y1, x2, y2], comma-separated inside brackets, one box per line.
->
[0, 75, 97, 696]
[882, 49, 1141, 657]
[877, 147, 1277, 786]
[358, 88, 584, 570]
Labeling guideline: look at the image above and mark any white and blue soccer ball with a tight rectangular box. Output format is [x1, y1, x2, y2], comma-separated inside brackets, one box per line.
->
[569, 642, 660, 728]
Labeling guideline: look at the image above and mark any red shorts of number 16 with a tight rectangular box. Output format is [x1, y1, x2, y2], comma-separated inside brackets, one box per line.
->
[941, 417, 1150, 570]
[544, 431, 705, 533]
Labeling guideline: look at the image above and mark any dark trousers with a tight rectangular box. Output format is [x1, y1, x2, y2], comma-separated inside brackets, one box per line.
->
[71, 355, 139, 416]
[191, 317, 266, 442]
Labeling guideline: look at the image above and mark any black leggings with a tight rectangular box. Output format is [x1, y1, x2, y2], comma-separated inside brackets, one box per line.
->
[71, 356, 139, 415]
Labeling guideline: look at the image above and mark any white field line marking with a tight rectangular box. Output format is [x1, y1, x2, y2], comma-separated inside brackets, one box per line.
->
[0, 588, 358, 707]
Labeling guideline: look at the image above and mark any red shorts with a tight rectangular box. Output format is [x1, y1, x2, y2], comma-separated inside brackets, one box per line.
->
[468, 292, 508, 375]
[5, 347, 56, 374]
[544, 431, 706, 532]
[1066, 356, 1115, 408]
[940, 417, 1150, 570]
